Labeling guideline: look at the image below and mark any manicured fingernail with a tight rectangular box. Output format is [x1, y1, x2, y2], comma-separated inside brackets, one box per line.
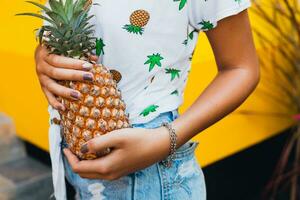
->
[83, 73, 94, 81]
[70, 91, 80, 99]
[82, 62, 93, 70]
[80, 143, 89, 154]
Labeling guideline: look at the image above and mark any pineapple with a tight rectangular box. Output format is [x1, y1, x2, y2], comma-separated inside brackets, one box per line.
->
[110, 69, 122, 83]
[123, 9, 150, 35]
[17, 0, 131, 160]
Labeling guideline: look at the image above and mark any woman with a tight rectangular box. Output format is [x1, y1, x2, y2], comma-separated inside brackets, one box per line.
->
[35, 0, 259, 199]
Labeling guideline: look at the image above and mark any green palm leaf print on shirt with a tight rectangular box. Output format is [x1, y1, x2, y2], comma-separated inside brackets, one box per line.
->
[173, 0, 187, 10]
[171, 90, 179, 96]
[96, 38, 105, 56]
[165, 68, 181, 81]
[140, 105, 159, 116]
[199, 20, 214, 31]
[183, 30, 198, 45]
[144, 53, 164, 72]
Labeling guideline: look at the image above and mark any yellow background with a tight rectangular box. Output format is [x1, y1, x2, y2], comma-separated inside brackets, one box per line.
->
[0, 0, 294, 166]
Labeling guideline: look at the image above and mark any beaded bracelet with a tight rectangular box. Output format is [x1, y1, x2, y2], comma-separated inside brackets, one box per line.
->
[161, 122, 177, 168]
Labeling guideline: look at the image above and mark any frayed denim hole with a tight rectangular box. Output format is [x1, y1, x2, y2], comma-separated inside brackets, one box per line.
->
[172, 157, 203, 197]
[87, 183, 106, 200]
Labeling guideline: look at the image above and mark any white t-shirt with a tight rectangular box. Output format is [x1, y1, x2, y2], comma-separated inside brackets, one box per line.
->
[89, 0, 252, 124]
[47, 0, 252, 199]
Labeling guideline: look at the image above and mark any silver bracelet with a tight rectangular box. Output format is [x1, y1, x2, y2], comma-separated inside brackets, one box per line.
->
[161, 122, 177, 168]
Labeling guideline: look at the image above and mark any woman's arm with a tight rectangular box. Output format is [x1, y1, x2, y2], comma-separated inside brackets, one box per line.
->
[170, 9, 260, 147]
[63, 9, 260, 180]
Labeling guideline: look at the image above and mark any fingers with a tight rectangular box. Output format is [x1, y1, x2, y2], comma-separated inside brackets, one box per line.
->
[45, 54, 94, 70]
[78, 172, 121, 181]
[35, 46, 99, 112]
[63, 148, 120, 180]
[42, 86, 65, 111]
[63, 148, 108, 174]
[42, 62, 94, 81]
[40, 75, 82, 100]
[81, 133, 122, 154]
[89, 54, 99, 62]
[76, 172, 104, 179]
[63, 148, 80, 168]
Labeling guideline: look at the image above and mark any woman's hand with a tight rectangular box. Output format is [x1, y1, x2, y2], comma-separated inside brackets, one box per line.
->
[34, 45, 99, 111]
[63, 127, 171, 180]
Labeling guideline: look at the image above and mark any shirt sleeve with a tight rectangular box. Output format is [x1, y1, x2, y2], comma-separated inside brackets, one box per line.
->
[188, 0, 252, 32]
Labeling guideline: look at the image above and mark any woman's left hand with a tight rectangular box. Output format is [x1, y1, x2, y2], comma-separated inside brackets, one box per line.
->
[63, 127, 171, 180]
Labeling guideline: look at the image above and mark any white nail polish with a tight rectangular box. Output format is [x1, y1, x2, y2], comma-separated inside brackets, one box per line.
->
[82, 62, 93, 70]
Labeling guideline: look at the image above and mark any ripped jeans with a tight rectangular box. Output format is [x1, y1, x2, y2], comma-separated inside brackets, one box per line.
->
[61, 109, 207, 200]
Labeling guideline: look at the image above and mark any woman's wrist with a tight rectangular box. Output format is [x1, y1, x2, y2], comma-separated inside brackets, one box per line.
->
[152, 122, 182, 166]
[160, 122, 178, 167]
[152, 126, 172, 158]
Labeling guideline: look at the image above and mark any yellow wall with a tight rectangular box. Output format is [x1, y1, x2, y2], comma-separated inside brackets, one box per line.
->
[0, 0, 294, 167]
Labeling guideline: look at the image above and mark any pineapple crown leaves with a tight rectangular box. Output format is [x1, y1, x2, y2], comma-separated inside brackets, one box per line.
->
[165, 68, 181, 81]
[16, 0, 97, 58]
[139, 105, 159, 117]
[122, 24, 144, 35]
[144, 53, 164, 72]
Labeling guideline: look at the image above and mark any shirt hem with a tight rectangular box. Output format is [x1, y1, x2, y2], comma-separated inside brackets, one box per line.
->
[129, 101, 183, 124]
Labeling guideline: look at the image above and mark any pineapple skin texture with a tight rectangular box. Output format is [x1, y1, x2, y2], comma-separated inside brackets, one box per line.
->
[60, 64, 130, 160]
[130, 9, 150, 27]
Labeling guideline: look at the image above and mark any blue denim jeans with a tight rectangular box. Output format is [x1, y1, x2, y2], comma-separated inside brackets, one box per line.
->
[61, 109, 206, 200]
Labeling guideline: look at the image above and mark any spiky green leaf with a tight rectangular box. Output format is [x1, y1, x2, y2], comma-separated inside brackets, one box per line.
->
[17, 0, 96, 58]
[25, 1, 51, 12]
[16, 13, 56, 25]
[64, 0, 73, 20]
[48, 0, 65, 15]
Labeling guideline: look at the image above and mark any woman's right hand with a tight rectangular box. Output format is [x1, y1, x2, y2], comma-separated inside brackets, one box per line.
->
[35, 45, 99, 111]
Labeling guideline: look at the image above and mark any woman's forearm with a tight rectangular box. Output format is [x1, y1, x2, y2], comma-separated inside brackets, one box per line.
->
[170, 66, 260, 147]
[166, 10, 260, 148]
